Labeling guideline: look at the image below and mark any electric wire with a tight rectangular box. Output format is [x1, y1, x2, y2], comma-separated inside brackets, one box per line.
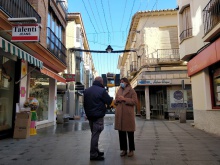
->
[107, 0, 114, 34]
[125, 0, 136, 32]
[82, 0, 98, 34]
[100, 0, 110, 43]
[87, 0, 101, 33]
[94, 0, 105, 33]
[120, 0, 128, 31]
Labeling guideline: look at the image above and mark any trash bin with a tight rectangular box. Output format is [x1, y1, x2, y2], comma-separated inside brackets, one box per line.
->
[179, 109, 186, 123]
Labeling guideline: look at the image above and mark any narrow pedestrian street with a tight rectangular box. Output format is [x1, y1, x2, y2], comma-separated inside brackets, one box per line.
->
[0, 115, 220, 165]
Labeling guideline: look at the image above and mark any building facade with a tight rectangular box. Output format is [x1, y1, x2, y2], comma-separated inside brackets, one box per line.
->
[0, 0, 67, 138]
[65, 13, 97, 118]
[118, 9, 193, 120]
[178, 0, 220, 135]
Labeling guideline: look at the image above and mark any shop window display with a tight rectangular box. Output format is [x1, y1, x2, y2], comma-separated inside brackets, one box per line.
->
[0, 56, 15, 131]
[30, 69, 49, 121]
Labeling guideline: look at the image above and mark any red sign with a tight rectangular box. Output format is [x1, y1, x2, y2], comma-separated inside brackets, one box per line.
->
[63, 74, 75, 82]
[187, 37, 220, 76]
[11, 24, 40, 42]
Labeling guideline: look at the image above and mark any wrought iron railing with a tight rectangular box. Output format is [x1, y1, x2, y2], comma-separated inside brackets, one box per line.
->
[179, 28, 192, 42]
[148, 48, 180, 64]
[203, 0, 220, 35]
[47, 27, 67, 65]
[0, 0, 41, 23]
[130, 61, 138, 73]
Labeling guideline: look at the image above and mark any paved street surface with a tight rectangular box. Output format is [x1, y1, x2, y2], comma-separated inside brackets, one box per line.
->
[0, 114, 220, 165]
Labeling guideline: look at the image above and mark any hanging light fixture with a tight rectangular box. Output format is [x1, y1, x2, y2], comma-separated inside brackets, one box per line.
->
[105, 45, 113, 53]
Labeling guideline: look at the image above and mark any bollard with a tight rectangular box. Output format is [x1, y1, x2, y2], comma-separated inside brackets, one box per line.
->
[179, 109, 186, 123]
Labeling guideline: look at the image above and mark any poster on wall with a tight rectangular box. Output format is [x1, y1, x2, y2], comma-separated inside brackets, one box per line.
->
[170, 90, 187, 108]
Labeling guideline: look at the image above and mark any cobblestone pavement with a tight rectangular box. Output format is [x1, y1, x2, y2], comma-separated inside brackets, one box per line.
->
[0, 114, 220, 165]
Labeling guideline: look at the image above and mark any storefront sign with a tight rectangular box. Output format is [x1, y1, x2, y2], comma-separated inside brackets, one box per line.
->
[187, 37, 220, 76]
[63, 74, 75, 82]
[137, 79, 171, 85]
[11, 24, 40, 42]
[170, 90, 187, 108]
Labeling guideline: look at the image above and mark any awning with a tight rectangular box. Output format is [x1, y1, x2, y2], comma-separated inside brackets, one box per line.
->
[41, 67, 66, 83]
[0, 37, 43, 69]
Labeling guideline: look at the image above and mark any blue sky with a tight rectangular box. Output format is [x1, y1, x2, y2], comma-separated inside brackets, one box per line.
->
[68, 0, 177, 76]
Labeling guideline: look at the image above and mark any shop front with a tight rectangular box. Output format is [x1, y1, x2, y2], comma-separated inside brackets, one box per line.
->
[187, 37, 220, 135]
[0, 37, 43, 139]
[133, 70, 193, 120]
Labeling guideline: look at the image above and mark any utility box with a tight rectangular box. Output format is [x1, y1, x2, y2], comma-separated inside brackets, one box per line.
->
[13, 112, 31, 139]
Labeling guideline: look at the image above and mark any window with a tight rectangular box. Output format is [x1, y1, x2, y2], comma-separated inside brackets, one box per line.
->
[210, 62, 220, 108]
[179, 6, 192, 42]
[47, 11, 66, 65]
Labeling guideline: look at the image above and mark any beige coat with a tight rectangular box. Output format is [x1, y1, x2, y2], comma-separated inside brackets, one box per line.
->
[114, 85, 138, 132]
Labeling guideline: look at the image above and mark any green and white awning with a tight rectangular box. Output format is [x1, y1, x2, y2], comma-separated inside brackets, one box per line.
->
[0, 37, 43, 69]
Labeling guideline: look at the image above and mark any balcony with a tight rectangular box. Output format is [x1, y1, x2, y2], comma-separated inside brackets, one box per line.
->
[203, 0, 220, 40]
[179, 28, 193, 43]
[130, 61, 138, 76]
[148, 49, 180, 65]
[0, 0, 41, 23]
[47, 27, 67, 65]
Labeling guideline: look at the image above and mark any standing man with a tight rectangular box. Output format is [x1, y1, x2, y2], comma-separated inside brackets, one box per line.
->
[83, 76, 113, 161]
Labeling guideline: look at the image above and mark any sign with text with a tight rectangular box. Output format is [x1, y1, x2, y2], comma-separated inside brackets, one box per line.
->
[137, 79, 171, 85]
[11, 24, 40, 42]
[63, 74, 75, 82]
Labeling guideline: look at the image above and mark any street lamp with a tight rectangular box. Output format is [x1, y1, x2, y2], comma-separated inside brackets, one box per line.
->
[106, 45, 113, 53]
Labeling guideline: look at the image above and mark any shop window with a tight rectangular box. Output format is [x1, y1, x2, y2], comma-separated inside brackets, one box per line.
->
[0, 56, 15, 131]
[210, 62, 220, 108]
[29, 68, 49, 121]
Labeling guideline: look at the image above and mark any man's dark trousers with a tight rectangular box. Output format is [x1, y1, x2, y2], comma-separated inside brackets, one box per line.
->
[89, 118, 104, 158]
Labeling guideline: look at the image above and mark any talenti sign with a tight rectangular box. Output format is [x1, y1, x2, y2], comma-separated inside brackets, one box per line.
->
[11, 24, 40, 42]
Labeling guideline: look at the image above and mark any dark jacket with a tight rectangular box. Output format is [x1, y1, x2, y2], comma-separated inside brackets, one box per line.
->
[83, 81, 113, 121]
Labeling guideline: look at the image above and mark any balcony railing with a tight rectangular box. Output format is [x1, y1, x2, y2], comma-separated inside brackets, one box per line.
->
[179, 28, 192, 42]
[148, 48, 180, 64]
[0, 0, 41, 23]
[130, 61, 138, 75]
[47, 27, 67, 65]
[203, 0, 220, 35]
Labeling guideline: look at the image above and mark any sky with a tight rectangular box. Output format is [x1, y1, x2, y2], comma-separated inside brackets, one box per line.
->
[68, 0, 177, 76]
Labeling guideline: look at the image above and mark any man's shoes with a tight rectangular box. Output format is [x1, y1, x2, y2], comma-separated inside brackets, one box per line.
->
[98, 151, 104, 156]
[120, 150, 127, 156]
[90, 155, 105, 161]
[127, 151, 134, 157]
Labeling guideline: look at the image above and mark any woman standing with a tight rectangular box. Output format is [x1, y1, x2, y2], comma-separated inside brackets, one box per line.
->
[114, 77, 138, 157]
